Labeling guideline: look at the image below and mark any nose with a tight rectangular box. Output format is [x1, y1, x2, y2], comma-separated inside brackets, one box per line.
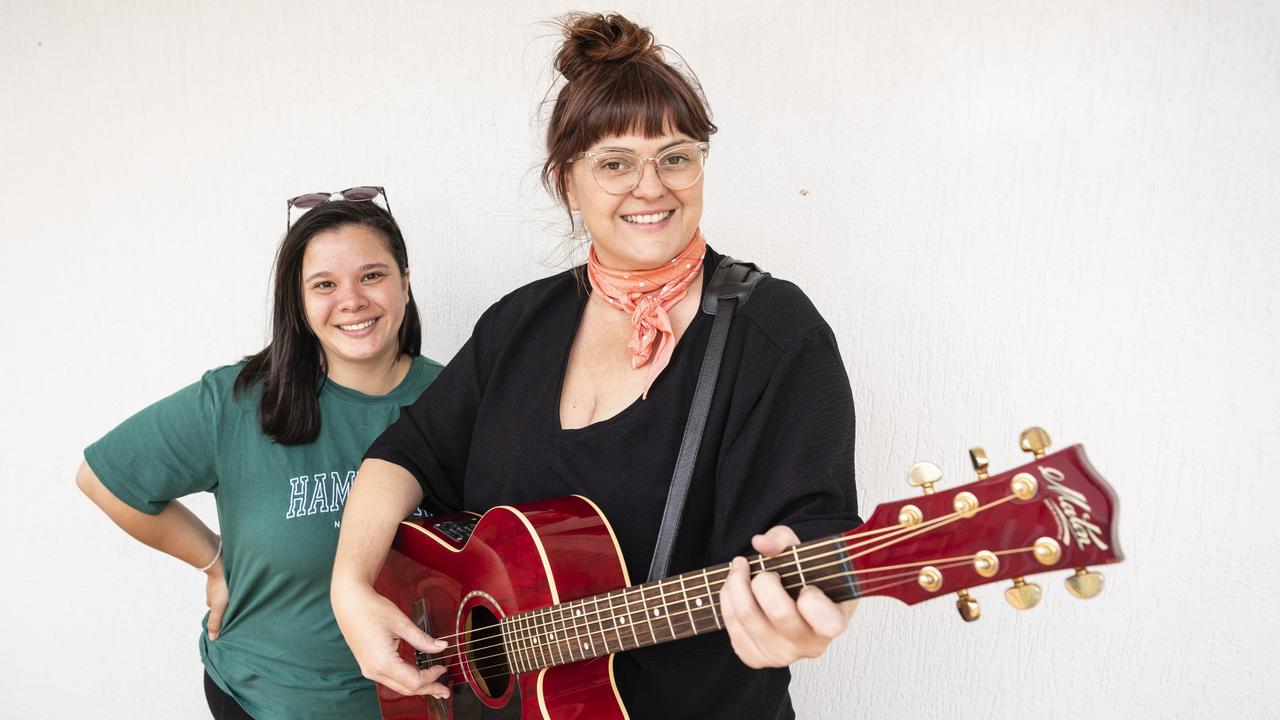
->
[630, 159, 668, 199]
[335, 282, 370, 313]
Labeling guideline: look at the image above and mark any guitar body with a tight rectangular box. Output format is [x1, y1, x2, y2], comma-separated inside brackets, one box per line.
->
[374, 495, 632, 720]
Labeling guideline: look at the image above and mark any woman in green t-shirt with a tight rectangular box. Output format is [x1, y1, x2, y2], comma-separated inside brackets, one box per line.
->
[76, 195, 443, 720]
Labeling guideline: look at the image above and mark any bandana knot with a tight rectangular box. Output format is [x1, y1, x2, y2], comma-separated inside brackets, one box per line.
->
[586, 230, 707, 398]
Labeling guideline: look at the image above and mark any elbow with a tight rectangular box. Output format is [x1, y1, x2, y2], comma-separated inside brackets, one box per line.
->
[75, 460, 100, 499]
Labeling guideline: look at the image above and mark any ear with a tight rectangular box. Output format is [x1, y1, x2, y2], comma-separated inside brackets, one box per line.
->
[401, 268, 411, 304]
[563, 172, 580, 212]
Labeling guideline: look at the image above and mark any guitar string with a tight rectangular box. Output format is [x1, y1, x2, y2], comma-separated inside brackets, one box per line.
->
[416, 492, 1021, 670]
[446, 546, 1042, 683]
[418, 495, 983, 650]
[415, 492, 1023, 671]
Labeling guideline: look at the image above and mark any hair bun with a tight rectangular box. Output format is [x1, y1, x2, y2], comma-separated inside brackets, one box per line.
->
[554, 12, 659, 82]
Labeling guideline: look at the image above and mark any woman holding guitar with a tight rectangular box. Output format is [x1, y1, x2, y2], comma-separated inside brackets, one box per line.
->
[332, 13, 860, 719]
[77, 197, 442, 720]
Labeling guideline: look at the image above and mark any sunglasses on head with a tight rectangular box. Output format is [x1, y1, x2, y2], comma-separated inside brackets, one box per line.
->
[286, 186, 391, 232]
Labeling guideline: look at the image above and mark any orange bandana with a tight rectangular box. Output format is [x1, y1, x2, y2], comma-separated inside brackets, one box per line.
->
[587, 230, 707, 399]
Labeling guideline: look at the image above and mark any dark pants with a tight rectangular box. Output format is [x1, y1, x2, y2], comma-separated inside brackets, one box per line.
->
[204, 672, 254, 720]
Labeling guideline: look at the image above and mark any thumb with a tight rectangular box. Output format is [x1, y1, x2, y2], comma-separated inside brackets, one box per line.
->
[395, 613, 446, 654]
[207, 604, 224, 641]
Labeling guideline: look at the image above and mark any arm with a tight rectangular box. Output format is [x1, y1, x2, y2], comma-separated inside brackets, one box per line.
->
[75, 460, 229, 639]
[330, 459, 450, 699]
[712, 309, 861, 668]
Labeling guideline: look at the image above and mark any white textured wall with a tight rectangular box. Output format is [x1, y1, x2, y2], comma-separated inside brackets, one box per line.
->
[2, 1, 1277, 717]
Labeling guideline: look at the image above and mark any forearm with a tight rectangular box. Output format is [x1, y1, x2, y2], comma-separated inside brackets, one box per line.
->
[332, 458, 423, 588]
[75, 460, 220, 570]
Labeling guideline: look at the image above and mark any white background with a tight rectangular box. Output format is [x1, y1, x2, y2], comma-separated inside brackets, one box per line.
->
[2, 1, 1277, 718]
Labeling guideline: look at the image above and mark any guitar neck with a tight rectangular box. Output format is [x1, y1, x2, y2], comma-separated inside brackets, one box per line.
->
[497, 533, 858, 674]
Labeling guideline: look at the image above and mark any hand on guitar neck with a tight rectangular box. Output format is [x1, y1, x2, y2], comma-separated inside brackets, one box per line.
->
[720, 525, 858, 669]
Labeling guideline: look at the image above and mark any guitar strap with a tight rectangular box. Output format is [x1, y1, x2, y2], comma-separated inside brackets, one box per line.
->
[646, 256, 769, 583]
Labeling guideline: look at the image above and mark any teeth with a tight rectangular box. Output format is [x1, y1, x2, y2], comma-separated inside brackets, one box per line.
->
[623, 210, 674, 224]
[338, 319, 375, 331]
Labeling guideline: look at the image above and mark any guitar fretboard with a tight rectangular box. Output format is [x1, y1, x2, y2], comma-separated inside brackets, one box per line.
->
[497, 534, 859, 674]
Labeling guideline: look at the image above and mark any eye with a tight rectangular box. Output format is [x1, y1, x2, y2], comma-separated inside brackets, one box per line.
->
[312, 280, 336, 291]
[596, 154, 637, 175]
[661, 152, 692, 167]
[361, 271, 387, 282]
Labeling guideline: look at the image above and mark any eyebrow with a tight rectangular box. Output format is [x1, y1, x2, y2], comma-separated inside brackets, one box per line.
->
[594, 138, 696, 153]
[303, 262, 393, 284]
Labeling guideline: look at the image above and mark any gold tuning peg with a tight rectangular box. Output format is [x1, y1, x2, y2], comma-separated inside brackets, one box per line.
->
[1019, 427, 1052, 458]
[968, 447, 989, 480]
[1004, 577, 1042, 610]
[908, 462, 943, 495]
[1064, 567, 1105, 599]
[955, 589, 980, 622]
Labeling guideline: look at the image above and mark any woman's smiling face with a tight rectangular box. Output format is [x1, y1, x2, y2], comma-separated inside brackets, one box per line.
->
[300, 224, 409, 376]
[566, 131, 705, 270]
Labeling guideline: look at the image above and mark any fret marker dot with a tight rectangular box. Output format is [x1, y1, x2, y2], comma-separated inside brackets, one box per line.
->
[582, 642, 589, 650]
[618, 617, 627, 624]
[695, 598, 703, 607]
[548, 633, 555, 640]
[576, 609, 582, 616]
[653, 608, 662, 617]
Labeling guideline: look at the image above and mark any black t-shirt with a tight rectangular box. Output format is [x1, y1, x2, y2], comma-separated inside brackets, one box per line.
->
[367, 248, 860, 719]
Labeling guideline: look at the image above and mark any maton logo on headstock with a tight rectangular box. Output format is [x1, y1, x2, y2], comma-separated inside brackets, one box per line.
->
[1039, 465, 1110, 551]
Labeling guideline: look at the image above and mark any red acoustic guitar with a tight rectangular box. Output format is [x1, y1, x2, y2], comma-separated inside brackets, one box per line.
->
[373, 429, 1123, 719]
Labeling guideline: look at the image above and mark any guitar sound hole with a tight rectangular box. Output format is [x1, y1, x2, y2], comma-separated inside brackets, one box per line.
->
[464, 605, 510, 699]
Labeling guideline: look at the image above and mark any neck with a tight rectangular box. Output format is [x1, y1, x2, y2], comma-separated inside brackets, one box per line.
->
[325, 353, 410, 396]
[497, 533, 859, 675]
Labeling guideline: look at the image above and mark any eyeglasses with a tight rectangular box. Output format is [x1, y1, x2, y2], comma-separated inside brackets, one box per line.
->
[286, 185, 391, 232]
[568, 142, 709, 195]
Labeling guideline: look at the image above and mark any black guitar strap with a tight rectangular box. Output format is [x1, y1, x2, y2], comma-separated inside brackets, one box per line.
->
[646, 256, 769, 582]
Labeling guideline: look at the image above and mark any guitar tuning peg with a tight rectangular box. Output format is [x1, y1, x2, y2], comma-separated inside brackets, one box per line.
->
[908, 462, 943, 495]
[968, 447, 989, 480]
[1004, 577, 1042, 610]
[955, 589, 980, 622]
[1064, 567, 1105, 599]
[1019, 427, 1051, 458]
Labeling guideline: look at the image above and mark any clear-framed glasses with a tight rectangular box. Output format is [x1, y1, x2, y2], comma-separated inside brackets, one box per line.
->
[568, 142, 709, 195]
[286, 185, 391, 232]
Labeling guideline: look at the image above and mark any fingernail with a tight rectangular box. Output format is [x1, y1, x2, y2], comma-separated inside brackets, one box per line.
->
[433, 639, 447, 650]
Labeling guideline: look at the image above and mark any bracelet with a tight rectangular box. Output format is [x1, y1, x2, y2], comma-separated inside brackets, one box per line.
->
[197, 538, 222, 573]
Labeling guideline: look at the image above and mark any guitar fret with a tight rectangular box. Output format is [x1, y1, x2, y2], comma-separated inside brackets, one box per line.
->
[792, 546, 807, 586]
[512, 614, 527, 674]
[540, 608, 560, 667]
[572, 599, 594, 659]
[499, 617, 518, 675]
[658, 579, 677, 639]
[592, 595, 611, 655]
[677, 574, 697, 636]
[557, 605, 574, 664]
[532, 611, 548, 669]
[607, 592, 625, 650]
[640, 584, 658, 645]
[564, 605, 578, 663]
[625, 587, 641, 648]
[702, 567, 722, 629]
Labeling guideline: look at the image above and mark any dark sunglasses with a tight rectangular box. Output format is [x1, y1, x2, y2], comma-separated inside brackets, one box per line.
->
[285, 185, 392, 232]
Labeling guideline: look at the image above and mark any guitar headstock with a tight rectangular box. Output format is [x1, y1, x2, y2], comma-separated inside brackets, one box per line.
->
[847, 428, 1122, 620]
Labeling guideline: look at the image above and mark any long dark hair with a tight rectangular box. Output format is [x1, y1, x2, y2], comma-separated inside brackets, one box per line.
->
[234, 200, 422, 445]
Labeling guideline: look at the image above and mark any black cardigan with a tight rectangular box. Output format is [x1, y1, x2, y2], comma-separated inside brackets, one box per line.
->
[367, 247, 860, 719]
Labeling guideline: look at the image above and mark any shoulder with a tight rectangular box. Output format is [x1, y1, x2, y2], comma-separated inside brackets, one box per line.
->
[731, 273, 831, 353]
[473, 267, 584, 338]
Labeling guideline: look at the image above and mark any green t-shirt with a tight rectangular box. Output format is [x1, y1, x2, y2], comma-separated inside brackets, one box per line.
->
[85, 356, 442, 720]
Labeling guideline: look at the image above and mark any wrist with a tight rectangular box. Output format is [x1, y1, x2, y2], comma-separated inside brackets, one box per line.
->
[197, 537, 222, 573]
